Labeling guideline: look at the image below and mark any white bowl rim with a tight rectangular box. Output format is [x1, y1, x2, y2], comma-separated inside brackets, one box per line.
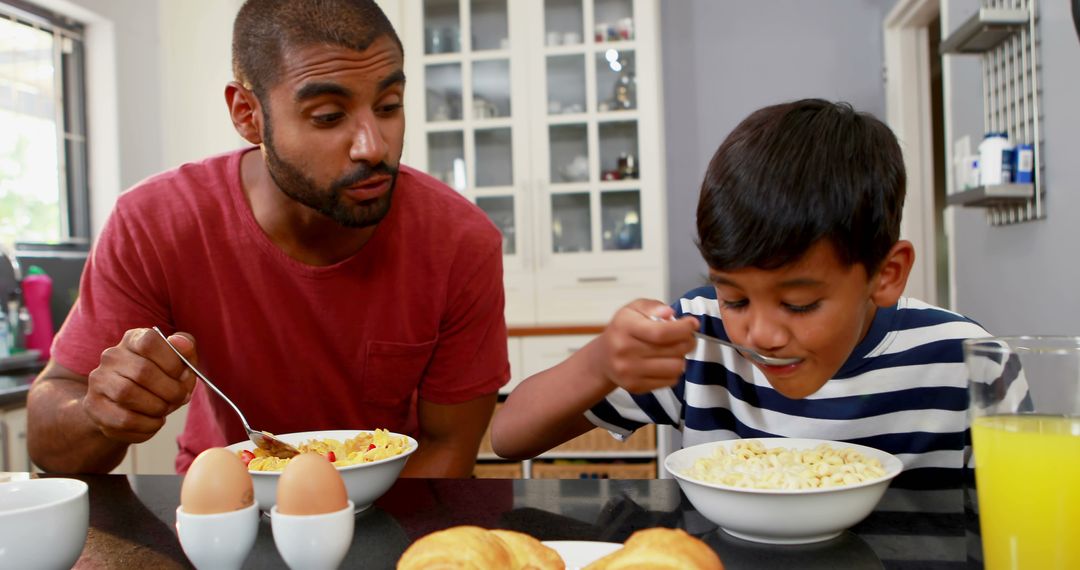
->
[0, 478, 88, 517]
[224, 429, 418, 476]
[664, 437, 904, 496]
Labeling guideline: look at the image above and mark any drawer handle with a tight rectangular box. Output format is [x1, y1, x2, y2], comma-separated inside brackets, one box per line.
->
[566, 347, 582, 354]
[577, 276, 617, 283]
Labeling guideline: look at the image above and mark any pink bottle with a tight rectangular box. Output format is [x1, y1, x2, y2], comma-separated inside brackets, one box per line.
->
[22, 265, 54, 361]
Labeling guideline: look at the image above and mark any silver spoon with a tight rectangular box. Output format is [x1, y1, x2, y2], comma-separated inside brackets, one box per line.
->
[650, 316, 803, 366]
[151, 326, 300, 459]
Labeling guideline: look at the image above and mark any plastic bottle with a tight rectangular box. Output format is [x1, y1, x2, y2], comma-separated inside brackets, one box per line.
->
[22, 265, 54, 361]
[978, 132, 1013, 186]
[0, 306, 9, 358]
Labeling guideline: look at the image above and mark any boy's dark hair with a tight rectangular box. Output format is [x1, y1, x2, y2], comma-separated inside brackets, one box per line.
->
[232, 0, 402, 99]
[696, 98, 906, 274]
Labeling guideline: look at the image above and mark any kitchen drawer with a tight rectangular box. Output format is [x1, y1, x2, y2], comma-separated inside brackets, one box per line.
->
[534, 268, 664, 324]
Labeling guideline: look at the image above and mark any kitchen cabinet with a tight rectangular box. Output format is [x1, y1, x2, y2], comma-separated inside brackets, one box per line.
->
[401, 0, 667, 478]
[401, 0, 668, 326]
[1, 405, 30, 473]
[481, 327, 667, 478]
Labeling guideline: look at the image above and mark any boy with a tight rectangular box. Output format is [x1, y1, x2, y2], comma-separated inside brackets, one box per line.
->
[491, 99, 1025, 489]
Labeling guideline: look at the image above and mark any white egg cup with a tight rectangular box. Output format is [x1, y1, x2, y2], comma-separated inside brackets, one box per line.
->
[175, 502, 259, 570]
[270, 501, 355, 570]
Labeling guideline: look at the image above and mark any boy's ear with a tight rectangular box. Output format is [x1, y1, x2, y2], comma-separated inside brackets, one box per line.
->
[869, 240, 915, 307]
[225, 81, 264, 145]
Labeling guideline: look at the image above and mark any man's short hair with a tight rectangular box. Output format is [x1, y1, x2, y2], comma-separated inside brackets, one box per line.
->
[696, 98, 906, 274]
[233, 0, 402, 98]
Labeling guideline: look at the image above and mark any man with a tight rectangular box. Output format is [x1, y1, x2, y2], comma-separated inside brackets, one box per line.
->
[27, 0, 508, 476]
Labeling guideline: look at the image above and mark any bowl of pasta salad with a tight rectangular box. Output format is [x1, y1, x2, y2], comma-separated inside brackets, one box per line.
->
[225, 429, 417, 513]
[664, 438, 903, 544]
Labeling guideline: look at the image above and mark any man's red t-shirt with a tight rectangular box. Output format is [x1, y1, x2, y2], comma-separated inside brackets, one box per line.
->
[52, 148, 509, 471]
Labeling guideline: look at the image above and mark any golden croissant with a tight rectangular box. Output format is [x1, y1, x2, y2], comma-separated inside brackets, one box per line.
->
[396, 525, 565, 570]
[583, 527, 724, 570]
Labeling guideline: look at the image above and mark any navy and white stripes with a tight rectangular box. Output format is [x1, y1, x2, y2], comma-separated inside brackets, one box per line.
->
[585, 287, 1028, 489]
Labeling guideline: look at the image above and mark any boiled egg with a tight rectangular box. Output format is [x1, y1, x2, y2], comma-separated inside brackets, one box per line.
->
[180, 447, 255, 514]
[276, 453, 349, 515]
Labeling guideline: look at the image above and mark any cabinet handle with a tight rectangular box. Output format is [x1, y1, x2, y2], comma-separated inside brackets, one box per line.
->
[577, 276, 617, 283]
[0, 420, 8, 472]
[567, 347, 582, 354]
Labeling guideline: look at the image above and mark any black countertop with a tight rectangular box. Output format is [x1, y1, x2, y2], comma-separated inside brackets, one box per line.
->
[0, 363, 40, 408]
[58, 474, 984, 569]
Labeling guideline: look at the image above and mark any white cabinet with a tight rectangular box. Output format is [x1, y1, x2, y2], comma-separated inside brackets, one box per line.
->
[402, 0, 668, 327]
[1, 406, 30, 473]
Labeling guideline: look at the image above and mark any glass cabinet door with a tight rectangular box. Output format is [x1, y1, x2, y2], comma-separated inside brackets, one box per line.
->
[418, 0, 521, 259]
[541, 0, 644, 262]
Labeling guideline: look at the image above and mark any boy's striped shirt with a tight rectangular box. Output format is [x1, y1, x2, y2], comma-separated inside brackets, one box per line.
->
[585, 287, 1028, 489]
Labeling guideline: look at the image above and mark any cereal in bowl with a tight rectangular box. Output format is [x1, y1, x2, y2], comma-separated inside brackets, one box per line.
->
[243, 429, 408, 471]
[683, 440, 887, 490]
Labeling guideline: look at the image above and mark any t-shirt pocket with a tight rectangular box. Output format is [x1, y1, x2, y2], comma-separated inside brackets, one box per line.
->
[361, 339, 437, 405]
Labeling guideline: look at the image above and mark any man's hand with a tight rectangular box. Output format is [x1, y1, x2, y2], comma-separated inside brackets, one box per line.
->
[83, 328, 198, 444]
[587, 299, 698, 394]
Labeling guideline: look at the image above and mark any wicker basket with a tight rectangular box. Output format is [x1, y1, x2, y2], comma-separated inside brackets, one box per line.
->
[531, 461, 657, 479]
[479, 404, 656, 455]
[551, 424, 656, 453]
[473, 461, 524, 479]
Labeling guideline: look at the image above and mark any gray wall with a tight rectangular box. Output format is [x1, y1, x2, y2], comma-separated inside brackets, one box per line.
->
[660, 0, 895, 299]
[947, 0, 1080, 336]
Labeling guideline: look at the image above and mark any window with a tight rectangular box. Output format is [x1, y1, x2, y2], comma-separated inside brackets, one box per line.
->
[0, 1, 89, 245]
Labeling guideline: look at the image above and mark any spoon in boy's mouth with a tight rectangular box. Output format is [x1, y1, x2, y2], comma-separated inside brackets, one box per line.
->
[649, 316, 804, 367]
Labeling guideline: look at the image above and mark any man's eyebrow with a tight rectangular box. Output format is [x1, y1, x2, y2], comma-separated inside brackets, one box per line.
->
[295, 82, 352, 102]
[377, 69, 406, 92]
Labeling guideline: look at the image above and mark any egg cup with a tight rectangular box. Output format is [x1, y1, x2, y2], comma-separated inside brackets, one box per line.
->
[271, 501, 355, 570]
[175, 502, 259, 570]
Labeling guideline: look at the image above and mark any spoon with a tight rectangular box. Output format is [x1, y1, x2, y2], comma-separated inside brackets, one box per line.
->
[649, 316, 803, 366]
[151, 326, 300, 459]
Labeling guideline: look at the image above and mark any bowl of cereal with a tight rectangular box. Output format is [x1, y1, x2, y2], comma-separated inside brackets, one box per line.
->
[224, 429, 417, 513]
[664, 438, 903, 544]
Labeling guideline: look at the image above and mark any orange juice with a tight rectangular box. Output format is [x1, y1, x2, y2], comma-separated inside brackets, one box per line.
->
[972, 415, 1080, 570]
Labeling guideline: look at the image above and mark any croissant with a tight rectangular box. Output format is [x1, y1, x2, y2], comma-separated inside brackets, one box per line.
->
[396, 525, 565, 570]
[583, 528, 723, 570]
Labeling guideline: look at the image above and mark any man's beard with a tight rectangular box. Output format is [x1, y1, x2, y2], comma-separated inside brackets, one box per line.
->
[262, 119, 398, 229]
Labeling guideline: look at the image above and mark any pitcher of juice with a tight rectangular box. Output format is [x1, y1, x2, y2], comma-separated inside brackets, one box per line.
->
[963, 336, 1080, 570]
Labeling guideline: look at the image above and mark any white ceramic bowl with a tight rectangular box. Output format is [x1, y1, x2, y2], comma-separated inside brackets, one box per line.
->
[176, 502, 260, 570]
[665, 438, 903, 544]
[0, 477, 89, 569]
[225, 429, 417, 513]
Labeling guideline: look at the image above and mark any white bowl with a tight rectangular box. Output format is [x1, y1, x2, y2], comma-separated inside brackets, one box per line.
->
[664, 438, 903, 544]
[0, 477, 89, 569]
[225, 429, 417, 513]
[271, 501, 355, 570]
[176, 502, 260, 570]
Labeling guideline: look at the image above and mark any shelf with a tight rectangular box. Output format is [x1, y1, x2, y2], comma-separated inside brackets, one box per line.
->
[946, 183, 1034, 208]
[940, 7, 1028, 54]
[477, 450, 657, 461]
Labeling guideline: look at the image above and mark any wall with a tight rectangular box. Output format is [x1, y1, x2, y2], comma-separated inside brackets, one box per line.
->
[659, 0, 896, 299]
[945, 0, 1080, 336]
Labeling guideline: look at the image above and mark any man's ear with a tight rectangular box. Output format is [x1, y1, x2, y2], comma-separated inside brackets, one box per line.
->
[869, 240, 915, 307]
[225, 81, 263, 145]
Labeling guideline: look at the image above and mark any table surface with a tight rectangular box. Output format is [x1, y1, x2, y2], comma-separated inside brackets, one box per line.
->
[63, 474, 984, 569]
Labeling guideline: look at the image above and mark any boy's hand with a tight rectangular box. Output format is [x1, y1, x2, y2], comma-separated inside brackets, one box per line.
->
[590, 299, 699, 394]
